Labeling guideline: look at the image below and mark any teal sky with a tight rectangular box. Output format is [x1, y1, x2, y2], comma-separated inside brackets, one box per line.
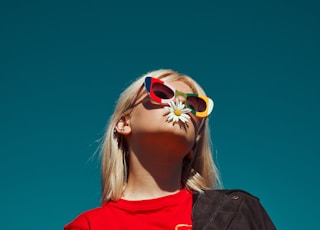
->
[1, 1, 319, 229]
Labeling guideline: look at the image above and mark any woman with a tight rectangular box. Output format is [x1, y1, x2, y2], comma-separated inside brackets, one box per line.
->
[64, 69, 276, 229]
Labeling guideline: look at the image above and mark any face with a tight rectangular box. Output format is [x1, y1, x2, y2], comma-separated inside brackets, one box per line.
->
[127, 80, 201, 156]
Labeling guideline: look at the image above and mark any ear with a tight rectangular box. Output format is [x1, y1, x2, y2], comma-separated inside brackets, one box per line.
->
[115, 116, 132, 135]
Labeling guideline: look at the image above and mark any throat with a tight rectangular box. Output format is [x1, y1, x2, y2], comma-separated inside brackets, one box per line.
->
[124, 158, 183, 201]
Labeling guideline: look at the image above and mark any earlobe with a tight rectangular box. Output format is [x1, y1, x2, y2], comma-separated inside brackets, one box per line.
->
[115, 117, 132, 135]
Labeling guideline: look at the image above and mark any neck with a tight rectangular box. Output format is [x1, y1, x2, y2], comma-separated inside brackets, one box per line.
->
[122, 150, 184, 200]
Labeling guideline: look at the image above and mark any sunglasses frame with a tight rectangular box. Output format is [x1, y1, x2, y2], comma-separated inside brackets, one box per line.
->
[144, 76, 213, 118]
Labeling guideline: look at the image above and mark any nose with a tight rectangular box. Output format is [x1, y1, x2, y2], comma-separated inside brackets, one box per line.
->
[175, 95, 187, 103]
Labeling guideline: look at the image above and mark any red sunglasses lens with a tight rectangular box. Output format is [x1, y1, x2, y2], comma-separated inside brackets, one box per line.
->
[187, 96, 207, 112]
[151, 82, 174, 100]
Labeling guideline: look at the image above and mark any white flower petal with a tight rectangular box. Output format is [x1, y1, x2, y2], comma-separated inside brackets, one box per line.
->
[163, 99, 191, 124]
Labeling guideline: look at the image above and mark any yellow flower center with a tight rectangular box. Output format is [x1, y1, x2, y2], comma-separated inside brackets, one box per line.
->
[174, 109, 182, 116]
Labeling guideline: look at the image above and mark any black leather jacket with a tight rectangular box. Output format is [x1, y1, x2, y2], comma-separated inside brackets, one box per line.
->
[192, 190, 276, 230]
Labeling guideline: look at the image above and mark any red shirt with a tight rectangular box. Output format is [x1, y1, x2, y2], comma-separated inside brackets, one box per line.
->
[64, 189, 192, 230]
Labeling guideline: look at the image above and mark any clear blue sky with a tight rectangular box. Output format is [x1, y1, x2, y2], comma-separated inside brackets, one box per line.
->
[1, 1, 319, 229]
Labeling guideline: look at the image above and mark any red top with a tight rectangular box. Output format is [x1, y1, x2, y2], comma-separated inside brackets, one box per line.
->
[64, 189, 193, 230]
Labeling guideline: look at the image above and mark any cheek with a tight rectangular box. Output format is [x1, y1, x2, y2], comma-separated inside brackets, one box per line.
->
[130, 100, 198, 143]
[129, 103, 163, 129]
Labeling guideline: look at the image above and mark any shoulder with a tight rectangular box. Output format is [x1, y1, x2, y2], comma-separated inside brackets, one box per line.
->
[195, 189, 264, 212]
[193, 189, 276, 229]
[202, 189, 260, 201]
[64, 207, 105, 230]
[193, 189, 259, 204]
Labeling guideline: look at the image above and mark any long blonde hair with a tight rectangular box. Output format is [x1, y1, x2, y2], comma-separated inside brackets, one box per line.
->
[100, 69, 221, 203]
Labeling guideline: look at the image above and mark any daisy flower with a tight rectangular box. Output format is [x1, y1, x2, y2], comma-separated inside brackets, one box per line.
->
[164, 100, 192, 124]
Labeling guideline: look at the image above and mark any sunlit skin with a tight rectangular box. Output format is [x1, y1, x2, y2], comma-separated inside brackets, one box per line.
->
[115, 80, 201, 200]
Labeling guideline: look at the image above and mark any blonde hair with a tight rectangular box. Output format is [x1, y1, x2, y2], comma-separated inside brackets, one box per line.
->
[100, 69, 221, 203]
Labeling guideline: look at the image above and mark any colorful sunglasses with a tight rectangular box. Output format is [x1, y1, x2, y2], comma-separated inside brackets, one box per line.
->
[144, 77, 214, 118]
